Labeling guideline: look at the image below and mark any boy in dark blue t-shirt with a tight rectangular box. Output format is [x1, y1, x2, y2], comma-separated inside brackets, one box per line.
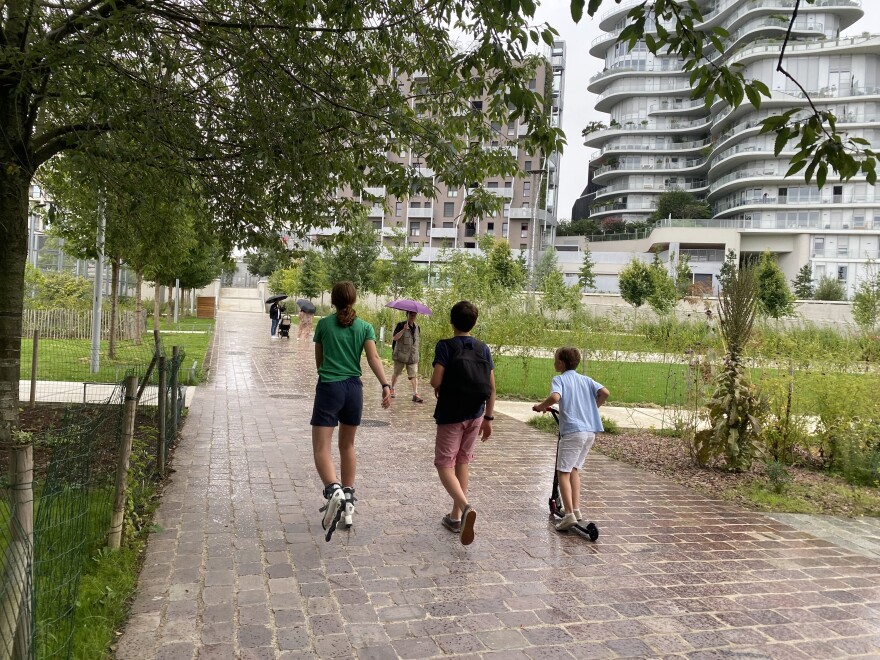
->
[430, 300, 495, 546]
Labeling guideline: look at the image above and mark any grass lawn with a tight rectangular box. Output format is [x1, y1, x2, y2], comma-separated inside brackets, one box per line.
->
[492, 353, 880, 413]
[20, 319, 215, 385]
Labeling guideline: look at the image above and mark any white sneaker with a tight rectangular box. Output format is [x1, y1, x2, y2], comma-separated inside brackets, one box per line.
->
[343, 487, 356, 528]
[573, 509, 583, 522]
[555, 513, 578, 531]
[320, 484, 344, 540]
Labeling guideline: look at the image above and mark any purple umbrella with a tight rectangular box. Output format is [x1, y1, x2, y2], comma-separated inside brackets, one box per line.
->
[385, 299, 433, 316]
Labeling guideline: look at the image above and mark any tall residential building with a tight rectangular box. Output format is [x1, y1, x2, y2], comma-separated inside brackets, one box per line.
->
[582, 1, 880, 295]
[312, 42, 566, 269]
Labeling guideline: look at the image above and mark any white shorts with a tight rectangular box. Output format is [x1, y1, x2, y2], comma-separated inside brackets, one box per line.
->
[556, 432, 595, 472]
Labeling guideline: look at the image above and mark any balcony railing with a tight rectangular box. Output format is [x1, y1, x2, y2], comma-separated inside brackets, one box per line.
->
[680, 249, 726, 263]
[595, 158, 706, 176]
[812, 248, 880, 259]
[407, 207, 433, 218]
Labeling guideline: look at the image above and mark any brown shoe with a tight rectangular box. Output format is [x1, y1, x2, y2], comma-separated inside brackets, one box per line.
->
[460, 505, 476, 546]
[412, 394, 424, 403]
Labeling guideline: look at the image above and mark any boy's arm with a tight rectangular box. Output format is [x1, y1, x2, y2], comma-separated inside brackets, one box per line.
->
[430, 364, 444, 395]
[314, 343, 323, 370]
[479, 370, 496, 441]
[533, 392, 561, 412]
[596, 387, 610, 407]
[364, 340, 392, 408]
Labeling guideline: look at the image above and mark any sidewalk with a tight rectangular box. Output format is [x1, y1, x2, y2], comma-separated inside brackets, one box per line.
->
[18, 379, 196, 407]
[116, 311, 880, 659]
[495, 400, 695, 431]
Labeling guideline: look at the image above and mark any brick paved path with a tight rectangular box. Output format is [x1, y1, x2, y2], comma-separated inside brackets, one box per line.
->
[116, 311, 880, 659]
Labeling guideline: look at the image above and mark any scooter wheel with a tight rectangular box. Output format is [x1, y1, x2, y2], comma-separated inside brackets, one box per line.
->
[585, 522, 599, 542]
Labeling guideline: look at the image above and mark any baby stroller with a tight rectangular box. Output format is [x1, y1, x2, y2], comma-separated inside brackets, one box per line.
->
[278, 314, 292, 338]
[547, 408, 600, 542]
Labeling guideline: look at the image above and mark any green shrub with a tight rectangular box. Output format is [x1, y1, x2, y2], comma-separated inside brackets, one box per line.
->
[601, 416, 620, 434]
[527, 414, 558, 434]
[764, 460, 793, 494]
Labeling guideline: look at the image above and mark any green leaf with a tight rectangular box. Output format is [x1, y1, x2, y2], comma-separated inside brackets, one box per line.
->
[571, 0, 585, 22]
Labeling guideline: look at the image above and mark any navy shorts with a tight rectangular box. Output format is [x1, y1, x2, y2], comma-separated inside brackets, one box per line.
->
[310, 377, 363, 427]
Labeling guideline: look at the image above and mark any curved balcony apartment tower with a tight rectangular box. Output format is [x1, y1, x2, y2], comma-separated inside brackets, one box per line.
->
[586, 0, 880, 294]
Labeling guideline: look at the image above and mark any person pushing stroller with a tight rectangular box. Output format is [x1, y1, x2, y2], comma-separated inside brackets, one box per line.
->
[533, 347, 609, 531]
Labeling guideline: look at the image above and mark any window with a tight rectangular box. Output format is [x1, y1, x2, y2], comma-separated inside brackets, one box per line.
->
[523, 181, 531, 197]
[833, 185, 843, 203]
[521, 222, 529, 238]
[815, 264, 826, 279]
[372, 221, 382, 230]
[395, 201, 402, 217]
[487, 181, 499, 189]
[465, 223, 476, 237]
[409, 201, 421, 208]
[465, 241, 476, 248]
[508, 122, 516, 135]
[410, 222, 420, 237]
[503, 202, 511, 216]
[528, 78, 537, 91]
[524, 160, 532, 172]
[813, 237, 824, 256]
[487, 222, 495, 236]
[502, 222, 509, 237]
[504, 181, 512, 190]
[838, 236, 849, 257]
[444, 202, 454, 217]
[520, 243, 528, 249]
[854, 215, 866, 228]
[838, 265, 848, 281]
[448, 188, 458, 197]
[443, 222, 454, 228]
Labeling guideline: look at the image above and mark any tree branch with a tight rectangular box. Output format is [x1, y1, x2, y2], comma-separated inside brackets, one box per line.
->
[31, 122, 111, 166]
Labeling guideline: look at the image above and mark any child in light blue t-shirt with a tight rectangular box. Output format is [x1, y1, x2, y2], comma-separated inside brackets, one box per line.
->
[533, 347, 610, 531]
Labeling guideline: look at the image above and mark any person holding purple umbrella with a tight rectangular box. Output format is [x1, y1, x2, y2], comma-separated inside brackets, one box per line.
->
[391, 310, 423, 403]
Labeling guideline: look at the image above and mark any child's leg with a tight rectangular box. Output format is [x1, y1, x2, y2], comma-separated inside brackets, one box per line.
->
[437, 467, 468, 517]
[312, 426, 338, 485]
[570, 468, 581, 513]
[338, 423, 357, 487]
[557, 470, 574, 515]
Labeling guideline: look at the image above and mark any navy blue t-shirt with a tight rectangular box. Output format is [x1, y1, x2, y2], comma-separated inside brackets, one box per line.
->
[432, 336, 494, 424]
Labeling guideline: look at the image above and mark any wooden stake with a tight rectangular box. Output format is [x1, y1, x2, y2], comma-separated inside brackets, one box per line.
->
[157, 356, 167, 477]
[29, 330, 38, 408]
[108, 376, 139, 550]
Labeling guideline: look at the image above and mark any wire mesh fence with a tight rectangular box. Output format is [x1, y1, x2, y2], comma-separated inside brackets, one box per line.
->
[1, 342, 188, 659]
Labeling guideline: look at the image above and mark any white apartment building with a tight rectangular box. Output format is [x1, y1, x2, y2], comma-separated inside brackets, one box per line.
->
[311, 42, 567, 270]
[581, 0, 879, 296]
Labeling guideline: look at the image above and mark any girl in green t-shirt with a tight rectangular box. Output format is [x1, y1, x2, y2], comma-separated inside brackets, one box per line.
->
[310, 281, 391, 541]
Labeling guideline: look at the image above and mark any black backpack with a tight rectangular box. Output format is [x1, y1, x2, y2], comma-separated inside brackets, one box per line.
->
[438, 338, 492, 417]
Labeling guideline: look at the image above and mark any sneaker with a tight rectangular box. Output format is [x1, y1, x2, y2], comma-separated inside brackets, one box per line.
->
[460, 505, 477, 546]
[412, 394, 424, 403]
[555, 513, 578, 531]
[320, 484, 344, 541]
[441, 515, 461, 533]
[573, 509, 583, 522]
[342, 487, 356, 529]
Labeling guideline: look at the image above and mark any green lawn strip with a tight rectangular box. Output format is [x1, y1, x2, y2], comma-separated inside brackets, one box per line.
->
[21, 323, 214, 385]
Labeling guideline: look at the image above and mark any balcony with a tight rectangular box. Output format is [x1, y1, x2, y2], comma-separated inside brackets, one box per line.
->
[680, 249, 726, 263]
[407, 207, 433, 218]
[508, 208, 550, 223]
[413, 165, 434, 178]
[367, 205, 385, 218]
[812, 248, 880, 259]
[487, 187, 514, 199]
[363, 186, 386, 198]
[430, 226, 458, 239]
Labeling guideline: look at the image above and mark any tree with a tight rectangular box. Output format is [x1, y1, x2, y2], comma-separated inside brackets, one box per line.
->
[578, 248, 597, 291]
[718, 249, 738, 292]
[298, 251, 326, 300]
[244, 240, 295, 278]
[618, 258, 653, 315]
[325, 218, 381, 293]
[533, 247, 559, 291]
[649, 190, 712, 223]
[674, 252, 693, 297]
[487, 239, 526, 292]
[756, 252, 795, 319]
[853, 264, 880, 333]
[376, 230, 424, 299]
[0, 0, 566, 450]
[792, 264, 815, 300]
[556, 218, 600, 237]
[268, 267, 300, 298]
[814, 276, 847, 301]
[542, 268, 581, 313]
[647, 254, 678, 316]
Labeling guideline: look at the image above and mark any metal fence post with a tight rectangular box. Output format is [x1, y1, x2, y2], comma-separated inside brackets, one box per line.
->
[2, 441, 34, 659]
[170, 346, 179, 442]
[108, 376, 139, 550]
[29, 330, 38, 408]
[157, 355, 167, 477]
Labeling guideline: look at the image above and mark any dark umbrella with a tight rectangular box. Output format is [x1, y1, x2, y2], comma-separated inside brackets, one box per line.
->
[385, 299, 432, 315]
[266, 294, 288, 304]
[297, 299, 317, 314]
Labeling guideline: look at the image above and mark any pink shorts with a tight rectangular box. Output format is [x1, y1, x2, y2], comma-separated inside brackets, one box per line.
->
[434, 418, 483, 468]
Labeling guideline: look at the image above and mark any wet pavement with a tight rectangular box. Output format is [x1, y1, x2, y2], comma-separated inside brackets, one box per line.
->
[116, 311, 880, 659]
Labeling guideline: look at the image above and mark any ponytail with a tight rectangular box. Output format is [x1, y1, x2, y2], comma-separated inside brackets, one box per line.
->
[331, 281, 358, 328]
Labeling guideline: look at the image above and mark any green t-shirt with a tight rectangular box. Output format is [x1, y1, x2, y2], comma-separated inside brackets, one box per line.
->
[313, 314, 377, 382]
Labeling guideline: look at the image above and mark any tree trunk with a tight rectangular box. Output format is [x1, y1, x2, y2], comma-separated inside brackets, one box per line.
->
[153, 286, 161, 353]
[134, 269, 144, 345]
[0, 175, 32, 449]
[109, 256, 120, 359]
[166, 284, 173, 326]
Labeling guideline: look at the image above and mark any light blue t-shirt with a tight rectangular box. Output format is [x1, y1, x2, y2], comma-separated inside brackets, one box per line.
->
[551, 370, 604, 435]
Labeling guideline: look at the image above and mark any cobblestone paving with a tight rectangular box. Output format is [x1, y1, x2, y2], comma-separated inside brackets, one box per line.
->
[116, 311, 880, 659]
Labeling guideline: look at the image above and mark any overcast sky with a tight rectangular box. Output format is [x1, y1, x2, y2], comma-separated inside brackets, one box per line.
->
[533, 1, 880, 219]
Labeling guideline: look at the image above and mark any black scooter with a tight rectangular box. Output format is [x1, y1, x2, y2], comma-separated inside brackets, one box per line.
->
[547, 408, 600, 542]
